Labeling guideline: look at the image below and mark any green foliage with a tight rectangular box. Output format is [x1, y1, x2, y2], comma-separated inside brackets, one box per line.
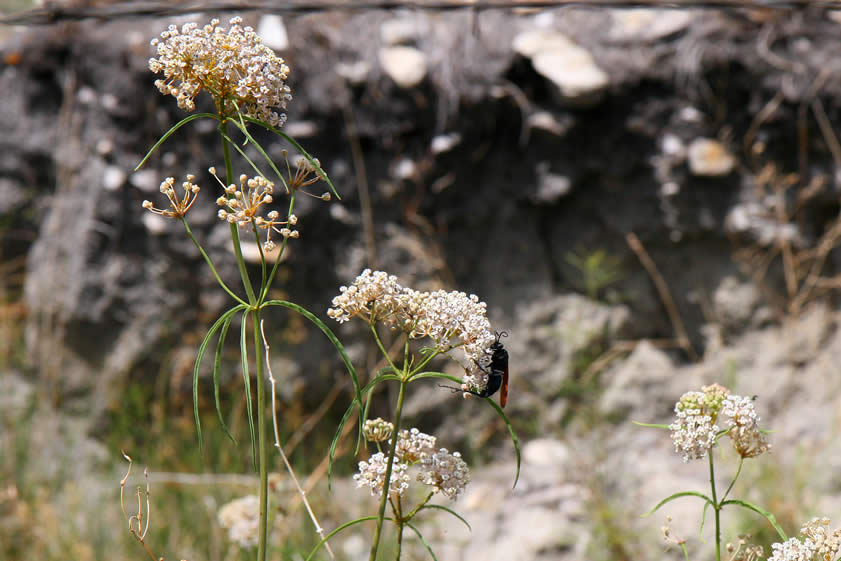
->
[564, 247, 625, 301]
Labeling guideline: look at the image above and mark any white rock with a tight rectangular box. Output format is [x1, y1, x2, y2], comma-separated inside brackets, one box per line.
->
[532, 47, 609, 101]
[609, 9, 692, 42]
[335, 60, 370, 85]
[283, 120, 318, 138]
[141, 212, 168, 235]
[257, 15, 288, 51]
[102, 165, 126, 191]
[512, 29, 575, 58]
[514, 30, 609, 102]
[130, 169, 159, 192]
[527, 111, 570, 136]
[535, 162, 571, 204]
[379, 46, 427, 89]
[95, 138, 113, 156]
[523, 438, 570, 468]
[430, 132, 461, 154]
[393, 157, 416, 179]
[687, 138, 736, 176]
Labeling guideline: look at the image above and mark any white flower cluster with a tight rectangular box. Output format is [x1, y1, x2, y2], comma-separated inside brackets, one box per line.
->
[216, 173, 275, 227]
[217, 495, 260, 548]
[394, 428, 437, 462]
[353, 452, 411, 498]
[327, 269, 404, 325]
[800, 517, 841, 561]
[669, 384, 770, 462]
[149, 17, 292, 127]
[768, 538, 816, 561]
[327, 269, 496, 378]
[722, 394, 770, 459]
[417, 449, 470, 500]
[353, 427, 470, 500]
[768, 518, 841, 561]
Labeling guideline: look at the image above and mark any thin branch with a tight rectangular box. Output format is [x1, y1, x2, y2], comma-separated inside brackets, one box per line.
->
[625, 232, 698, 361]
[260, 319, 337, 560]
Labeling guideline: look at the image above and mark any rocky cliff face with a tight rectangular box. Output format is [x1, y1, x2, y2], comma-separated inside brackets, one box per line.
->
[5, 5, 841, 560]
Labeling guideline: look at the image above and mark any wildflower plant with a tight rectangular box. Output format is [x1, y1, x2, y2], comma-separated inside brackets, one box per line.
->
[306, 270, 521, 561]
[638, 384, 783, 561]
[134, 16, 518, 561]
[136, 16, 348, 561]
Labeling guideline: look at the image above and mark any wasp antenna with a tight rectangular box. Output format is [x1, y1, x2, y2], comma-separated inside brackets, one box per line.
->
[495, 331, 508, 341]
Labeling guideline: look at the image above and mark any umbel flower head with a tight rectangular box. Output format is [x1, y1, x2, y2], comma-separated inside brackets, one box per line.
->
[327, 269, 497, 395]
[353, 427, 470, 500]
[217, 495, 261, 548]
[141, 175, 200, 218]
[149, 17, 292, 127]
[768, 517, 841, 561]
[669, 384, 770, 462]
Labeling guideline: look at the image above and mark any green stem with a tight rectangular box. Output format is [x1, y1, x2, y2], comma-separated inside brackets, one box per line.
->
[219, 118, 267, 561]
[369, 379, 407, 561]
[220, 120, 257, 303]
[708, 453, 721, 561]
[720, 456, 744, 504]
[260, 195, 296, 302]
[180, 218, 247, 306]
[254, 310, 269, 561]
[395, 499, 404, 561]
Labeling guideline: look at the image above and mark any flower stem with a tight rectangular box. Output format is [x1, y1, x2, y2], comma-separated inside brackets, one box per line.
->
[708, 453, 721, 561]
[369, 379, 407, 561]
[253, 309, 269, 561]
[180, 218, 247, 306]
[220, 119, 257, 303]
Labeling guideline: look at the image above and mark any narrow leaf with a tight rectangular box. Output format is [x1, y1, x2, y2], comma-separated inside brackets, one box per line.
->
[213, 309, 240, 443]
[135, 113, 218, 170]
[304, 516, 382, 561]
[484, 398, 522, 489]
[632, 420, 671, 429]
[420, 504, 472, 531]
[722, 499, 788, 540]
[193, 305, 245, 454]
[406, 522, 439, 561]
[240, 310, 257, 469]
[642, 491, 713, 518]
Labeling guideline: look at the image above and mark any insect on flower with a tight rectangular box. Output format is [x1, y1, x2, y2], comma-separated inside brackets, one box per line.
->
[441, 331, 509, 407]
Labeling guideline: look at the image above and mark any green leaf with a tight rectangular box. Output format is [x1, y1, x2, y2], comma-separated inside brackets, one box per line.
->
[410, 371, 461, 383]
[263, 300, 361, 408]
[481, 398, 521, 488]
[721, 499, 788, 540]
[632, 421, 671, 429]
[243, 116, 340, 199]
[240, 310, 257, 469]
[193, 304, 246, 454]
[135, 113, 218, 171]
[642, 491, 713, 518]
[304, 516, 382, 561]
[419, 504, 472, 531]
[327, 399, 357, 489]
[406, 522, 439, 561]
[213, 309, 240, 443]
[263, 299, 364, 483]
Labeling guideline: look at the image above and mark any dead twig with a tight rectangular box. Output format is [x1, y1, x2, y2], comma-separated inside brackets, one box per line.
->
[260, 320, 336, 560]
[625, 232, 698, 361]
